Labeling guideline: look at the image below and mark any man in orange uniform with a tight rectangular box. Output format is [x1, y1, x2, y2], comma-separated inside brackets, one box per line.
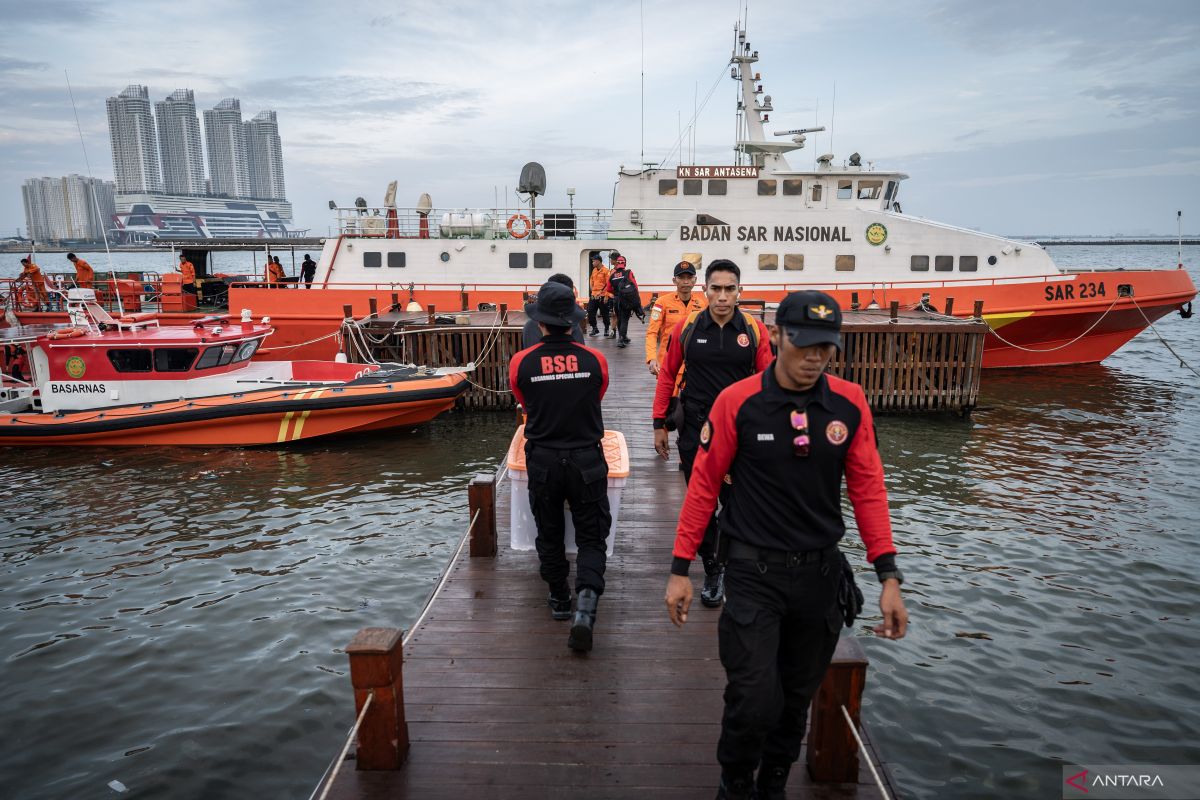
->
[645, 260, 707, 375]
[265, 255, 285, 286]
[586, 253, 612, 337]
[66, 253, 94, 289]
[19, 258, 48, 310]
[178, 253, 197, 296]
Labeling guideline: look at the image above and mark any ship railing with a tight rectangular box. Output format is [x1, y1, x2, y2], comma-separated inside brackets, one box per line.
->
[1, 272, 165, 315]
[331, 205, 682, 241]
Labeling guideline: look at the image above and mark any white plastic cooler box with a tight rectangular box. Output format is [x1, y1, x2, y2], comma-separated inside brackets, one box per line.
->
[506, 426, 630, 555]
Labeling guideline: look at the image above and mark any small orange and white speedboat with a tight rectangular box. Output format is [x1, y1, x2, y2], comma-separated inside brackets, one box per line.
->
[0, 289, 467, 446]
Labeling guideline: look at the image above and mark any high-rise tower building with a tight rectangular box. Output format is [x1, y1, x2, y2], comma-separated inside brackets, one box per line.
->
[203, 98, 250, 198]
[244, 110, 286, 200]
[106, 85, 162, 193]
[155, 89, 206, 195]
[22, 175, 116, 242]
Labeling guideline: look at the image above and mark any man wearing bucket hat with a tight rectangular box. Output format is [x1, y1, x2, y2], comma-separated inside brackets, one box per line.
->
[664, 290, 908, 800]
[510, 281, 612, 652]
[521, 273, 585, 349]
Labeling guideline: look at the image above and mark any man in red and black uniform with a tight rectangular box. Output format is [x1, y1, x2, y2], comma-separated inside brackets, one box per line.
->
[664, 290, 908, 800]
[653, 259, 772, 607]
[510, 281, 612, 652]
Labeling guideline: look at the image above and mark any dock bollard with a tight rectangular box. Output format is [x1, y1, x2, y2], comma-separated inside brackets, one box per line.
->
[426, 304, 436, 325]
[500, 303, 509, 325]
[468, 473, 497, 557]
[972, 300, 984, 320]
[944, 297, 955, 317]
[889, 300, 900, 322]
[806, 637, 868, 782]
[345, 627, 409, 770]
[368, 297, 378, 318]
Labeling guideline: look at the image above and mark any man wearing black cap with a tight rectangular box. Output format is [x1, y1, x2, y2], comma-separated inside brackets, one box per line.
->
[664, 290, 908, 800]
[644, 260, 707, 374]
[510, 281, 612, 652]
[521, 273, 586, 349]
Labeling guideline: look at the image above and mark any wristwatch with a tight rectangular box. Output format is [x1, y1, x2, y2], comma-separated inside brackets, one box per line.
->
[877, 569, 904, 585]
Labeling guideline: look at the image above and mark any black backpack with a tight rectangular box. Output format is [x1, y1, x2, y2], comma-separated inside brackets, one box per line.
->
[612, 269, 640, 306]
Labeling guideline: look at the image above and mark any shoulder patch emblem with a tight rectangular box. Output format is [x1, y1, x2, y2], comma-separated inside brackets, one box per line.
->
[737, 333, 750, 347]
[826, 420, 849, 445]
[651, 307, 662, 320]
[699, 420, 712, 447]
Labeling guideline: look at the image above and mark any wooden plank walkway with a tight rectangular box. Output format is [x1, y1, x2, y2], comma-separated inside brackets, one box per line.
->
[327, 324, 898, 799]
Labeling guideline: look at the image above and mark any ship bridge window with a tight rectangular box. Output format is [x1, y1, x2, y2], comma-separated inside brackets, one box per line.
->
[195, 343, 239, 369]
[837, 180, 853, 200]
[959, 256, 978, 272]
[857, 180, 882, 200]
[884, 181, 897, 207]
[363, 251, 382, 268]
[783, 179, 803, 196]
[835, 255, 856, 272]
[683, 179, 702, 195]
[935, 255, 954, 272]
[154, 348, 198, 372]
[388, 252, 406, 268]
[509, 253, 528, 268]
[758, 179, 777, 196]
[107, 348, 152, 373]
[910, 255, 930, 272]
[659, 179, 678, 196]
[811, 184, 823, 202]
[534, 253, 553, 269]
[758, 254, 778, 270]
[708, 180, 727, 195]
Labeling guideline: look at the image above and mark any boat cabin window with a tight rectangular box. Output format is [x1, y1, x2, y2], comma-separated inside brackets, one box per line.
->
[683, 179, 702, 195]
[509, 253, 528, 269]
[959, 256, 978, 272]
[884, 181, 897, 208]
[534, 253, 553, 269]
[857, 180, 882, 200]
[935, 255, 954, 272]
[388, 252, 406, 268]
[708, 180, 727, 196]
[758, 254, 778, 270]
[758, 180, 777, 196]
[784, 254, 804, 271]
[835, 255, 855, 272]
[910, 255, 930, 272]
[195, 343, 239, 369]
[837, 181, 853, 200]
[782, 179, 803, 196]
[659, 179, 678, 196]
[154, 348, 199, 372]
[107, 348, 152, 373]
[811, 184, 823, 202]
[363, 251, 382, 268]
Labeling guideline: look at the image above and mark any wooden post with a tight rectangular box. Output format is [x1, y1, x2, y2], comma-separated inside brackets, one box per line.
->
[461, 290, 470, 311]
[468, 473, 497, 557]
[427, 304, 436, 325]
[972, 300, 984, 320]
[944, 297, 955, 317]
[342, 303, 354, 321]
[889, 300, 900, 321]
[368, 297, 378, 318]
[390, 292, 400, 312]
[345, 627, 409, 770]
[500, 303, 509, 324]
[807, 637, 868, 783]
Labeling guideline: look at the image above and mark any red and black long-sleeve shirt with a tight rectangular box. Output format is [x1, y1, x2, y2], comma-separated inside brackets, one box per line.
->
[509, 333, 609, 449]
[671, 365, 896, 575]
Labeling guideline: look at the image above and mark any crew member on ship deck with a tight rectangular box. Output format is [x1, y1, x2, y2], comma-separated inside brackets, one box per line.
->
[586, 254, 612, 338]
[66, 253, 94, 290]
[178, 254, 197, 295]
[645, 260, 706, 374]
[19, 258, 47, 310]
[265, 256, 285, 287]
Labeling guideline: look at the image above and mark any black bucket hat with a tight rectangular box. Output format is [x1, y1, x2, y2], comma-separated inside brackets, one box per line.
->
[525, 281, 585, 327]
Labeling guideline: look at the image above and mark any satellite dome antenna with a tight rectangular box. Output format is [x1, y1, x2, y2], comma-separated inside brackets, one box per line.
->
[518, 162, 547, 240]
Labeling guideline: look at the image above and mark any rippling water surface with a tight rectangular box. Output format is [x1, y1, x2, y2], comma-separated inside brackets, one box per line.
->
[2, 245, 1197, 799]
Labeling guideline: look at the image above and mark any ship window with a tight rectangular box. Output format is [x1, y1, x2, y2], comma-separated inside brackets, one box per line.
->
[911, 255, 930, 272]
[835, 255, 856, 272]
[784, 254, 804, 271]
[935, 255, 954, 272]
[196, 343, 239, 369]
[387, 252, 406, 268]
[884, 181, 897, 204]
[811, 184, 823, 202]
[235, 340, 259, 362]
[959, 256, 978, 272]
[857, 180, 882, 200]
[154, 347, 198, 372]
[757, 179, 777, 196]
[837, 180, 853, 200]
[508, 253, 528, 269]
[659, 179, 678, 196]
[533, 253, 553, 269]
[363, 251, 382, 268]
[683, 179, 702, 195]
[708, 180, 727, 195]
[782, 179, 803, 196]
[758, 254, 778, 270]
[107, 348, 152, 373]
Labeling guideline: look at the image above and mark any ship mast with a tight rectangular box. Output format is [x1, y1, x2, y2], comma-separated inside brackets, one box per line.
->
[731, 24, 809, 174]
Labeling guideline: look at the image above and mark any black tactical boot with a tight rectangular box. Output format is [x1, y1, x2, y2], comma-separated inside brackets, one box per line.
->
[700, 566, 725, 607]
[547, 584, 572, 621]
[568, 587, 598, 652]
[715, 772, 756, 800]
[755, 762, 790, 800]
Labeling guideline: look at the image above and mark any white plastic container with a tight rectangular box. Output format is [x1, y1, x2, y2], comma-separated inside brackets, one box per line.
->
[506, 427, 629, 556]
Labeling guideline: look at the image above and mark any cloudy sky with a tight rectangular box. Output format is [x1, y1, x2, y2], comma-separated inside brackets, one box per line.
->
[1, 0, 1197, 238]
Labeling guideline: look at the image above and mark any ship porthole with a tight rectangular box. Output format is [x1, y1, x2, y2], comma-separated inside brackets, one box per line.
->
[440, 252, 450, 262]
[987, 255, 998, 265]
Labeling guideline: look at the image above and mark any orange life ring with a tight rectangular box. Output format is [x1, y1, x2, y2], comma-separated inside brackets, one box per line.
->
[48, 327, 85, 340]
[507, 214, 532, 239]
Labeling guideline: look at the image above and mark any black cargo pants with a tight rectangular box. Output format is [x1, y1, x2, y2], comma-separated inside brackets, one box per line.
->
[716, 549, 843, 776]
[587, 296, 611, 332]
[524, 441, 612, 594]
[677, 407, 723, 575]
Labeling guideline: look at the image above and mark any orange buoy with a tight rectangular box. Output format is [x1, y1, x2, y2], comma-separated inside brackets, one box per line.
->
[506, 214, 532, 239]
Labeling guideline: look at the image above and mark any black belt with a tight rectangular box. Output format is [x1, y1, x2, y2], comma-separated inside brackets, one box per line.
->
[727, 539, 839, 567]
[525, 441, 601, 456]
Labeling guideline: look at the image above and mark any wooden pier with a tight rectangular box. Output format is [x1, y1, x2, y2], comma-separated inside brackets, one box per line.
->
[321, 338, 900, 800]
[347, 296, 986, 415]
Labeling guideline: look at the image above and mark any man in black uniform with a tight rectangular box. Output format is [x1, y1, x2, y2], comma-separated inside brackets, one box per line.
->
[520, 273, 585, 349]
[652, 259, 772, 607]
[510, 281, 612, 652]
[664, 290, 909, 800]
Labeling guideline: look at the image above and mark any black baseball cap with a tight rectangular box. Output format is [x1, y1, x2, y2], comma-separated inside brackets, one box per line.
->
[673, 260, 696, 276]
[775, 290, 842, 349]
[590, 253, 603, 262]
[525, 281, 585, 327]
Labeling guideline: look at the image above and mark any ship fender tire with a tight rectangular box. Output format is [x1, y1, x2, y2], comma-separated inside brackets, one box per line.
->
[507, 214, 532, 239]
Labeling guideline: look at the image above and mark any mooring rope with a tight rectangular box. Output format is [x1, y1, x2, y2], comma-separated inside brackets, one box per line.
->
[978, 297, 1121, 353]
[841, 704, 892, 800]
[1129, 297, 1200, 379]
[310, 689, 374, 800]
